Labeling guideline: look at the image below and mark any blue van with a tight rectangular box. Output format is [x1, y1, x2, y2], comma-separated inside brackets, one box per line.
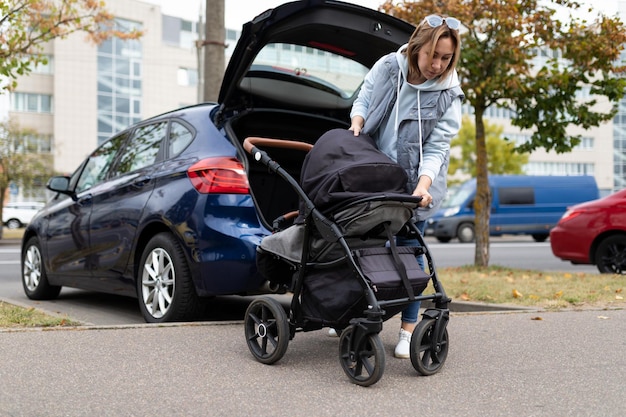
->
[425, 175, 599, 243]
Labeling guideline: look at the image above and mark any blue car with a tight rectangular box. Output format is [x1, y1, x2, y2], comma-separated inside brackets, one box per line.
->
[20, 0, 415, 322]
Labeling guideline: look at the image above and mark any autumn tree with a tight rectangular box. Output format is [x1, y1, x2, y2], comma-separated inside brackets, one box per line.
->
[382, 0, 626, 266]
[0, 118, 54, 212]
[0, 0, 141, 92]
[449, 115, 529, 181]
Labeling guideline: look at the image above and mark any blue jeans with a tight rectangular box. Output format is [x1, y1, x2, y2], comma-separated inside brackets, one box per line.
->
[396, 220, 426, 324]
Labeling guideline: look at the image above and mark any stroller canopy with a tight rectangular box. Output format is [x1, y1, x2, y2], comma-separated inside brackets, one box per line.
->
[299, 128, 409, 216]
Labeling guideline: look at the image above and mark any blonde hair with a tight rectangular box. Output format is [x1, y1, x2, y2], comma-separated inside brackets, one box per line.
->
[404, 16, 461, 83]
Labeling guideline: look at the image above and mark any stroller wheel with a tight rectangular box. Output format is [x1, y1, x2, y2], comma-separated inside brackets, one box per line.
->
[338, 325, 385, 387]
[245, 297, 289, 364]
[410, 318, 449, 376]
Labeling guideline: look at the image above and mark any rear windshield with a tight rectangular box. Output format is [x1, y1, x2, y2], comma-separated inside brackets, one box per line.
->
[251, 42, 369, 98]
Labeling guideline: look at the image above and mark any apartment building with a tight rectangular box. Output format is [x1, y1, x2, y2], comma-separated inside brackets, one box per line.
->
[1, 0, 622, 198]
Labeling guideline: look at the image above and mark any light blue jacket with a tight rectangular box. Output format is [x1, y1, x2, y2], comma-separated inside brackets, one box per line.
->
[351, 44, 464, 219]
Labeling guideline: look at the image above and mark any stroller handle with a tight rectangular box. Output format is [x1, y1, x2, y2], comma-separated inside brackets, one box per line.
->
[244, 137, 314, 155]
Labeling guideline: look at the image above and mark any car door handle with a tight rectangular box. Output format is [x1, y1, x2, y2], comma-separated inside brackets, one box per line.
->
[132, 176, 151, 188]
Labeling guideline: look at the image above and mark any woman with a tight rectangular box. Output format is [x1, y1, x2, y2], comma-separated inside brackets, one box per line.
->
[349, 14, 464, 358]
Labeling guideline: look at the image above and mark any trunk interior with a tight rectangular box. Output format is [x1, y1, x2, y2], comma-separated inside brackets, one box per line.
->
[228, 109, 348, 229]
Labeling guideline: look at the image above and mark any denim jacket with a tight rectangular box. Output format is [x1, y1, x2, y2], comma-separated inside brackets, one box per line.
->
[351, 46, 464, 220]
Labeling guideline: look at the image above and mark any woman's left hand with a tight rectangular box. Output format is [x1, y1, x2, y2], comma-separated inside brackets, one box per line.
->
[413, 178, 433, 208]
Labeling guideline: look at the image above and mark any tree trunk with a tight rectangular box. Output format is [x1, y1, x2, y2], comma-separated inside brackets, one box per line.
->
[473, 109, 491, 266]
[203, 0, 225, 102]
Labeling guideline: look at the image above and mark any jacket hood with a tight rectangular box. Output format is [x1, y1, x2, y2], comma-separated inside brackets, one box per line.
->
[395, 44, 460, 91]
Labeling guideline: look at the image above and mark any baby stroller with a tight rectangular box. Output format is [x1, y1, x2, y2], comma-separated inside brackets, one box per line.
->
[243, 129, 451, 386]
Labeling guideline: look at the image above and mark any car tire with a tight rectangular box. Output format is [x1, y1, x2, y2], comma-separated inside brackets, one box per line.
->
[594, 235, 626, 274]
[6, 219, 22, 229]
[436, 237, 452, 243]
[137, 232, 201, 323]
[22, 236, 62, 300]
[532, 233, 549, 242]
[457, 222, 475, 243]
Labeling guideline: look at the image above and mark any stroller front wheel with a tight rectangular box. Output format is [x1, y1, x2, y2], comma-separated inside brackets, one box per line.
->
[410, 317, 449, 376]
[245, 297, 289, 364]
[338, 325, 385, 386]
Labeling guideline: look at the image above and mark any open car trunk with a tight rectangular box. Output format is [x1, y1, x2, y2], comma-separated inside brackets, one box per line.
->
[227, 109, 347, 227]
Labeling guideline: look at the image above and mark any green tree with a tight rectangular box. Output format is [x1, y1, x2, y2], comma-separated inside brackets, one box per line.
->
[382, 0, 626, 266]
[449, 116, 529, 179]
[0, 0, 141, 92]
[0, 118, 54, 218]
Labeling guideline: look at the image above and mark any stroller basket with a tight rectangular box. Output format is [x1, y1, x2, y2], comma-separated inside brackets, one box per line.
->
[300, 245, 430, 324]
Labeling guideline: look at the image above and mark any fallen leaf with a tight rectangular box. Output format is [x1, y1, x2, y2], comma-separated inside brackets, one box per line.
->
[460, 293, 470, 301]
[616, 288, 623, 294]
[531, 316, 543, 321]
[512, 289, 523, 298]
[564, 273, 572, 278]
[597, 316, 610, 320]
[554, 290, 563, 299]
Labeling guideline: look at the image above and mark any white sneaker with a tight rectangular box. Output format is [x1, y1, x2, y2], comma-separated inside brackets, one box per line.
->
[328, 328, 338, 337]
[394, 329, 412, 359]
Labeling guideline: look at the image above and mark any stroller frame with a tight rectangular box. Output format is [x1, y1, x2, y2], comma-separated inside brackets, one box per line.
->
[243, 136, 451, 386]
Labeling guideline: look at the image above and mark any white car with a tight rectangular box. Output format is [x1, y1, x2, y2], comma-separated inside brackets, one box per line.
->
[3, 202, 44, 229]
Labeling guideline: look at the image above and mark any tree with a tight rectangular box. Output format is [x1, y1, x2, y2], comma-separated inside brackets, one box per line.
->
[382, 0, 626, 266]
[0, 118, 54, 218]
[449, 115, 529, 181]
[0, 0, 141, 92]
[202, 0, 225, 102]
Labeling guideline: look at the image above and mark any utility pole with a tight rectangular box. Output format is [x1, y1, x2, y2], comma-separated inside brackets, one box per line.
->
[201, 0, 225, 102]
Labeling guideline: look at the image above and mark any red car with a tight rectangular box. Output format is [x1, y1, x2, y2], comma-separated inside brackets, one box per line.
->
[550, 189, 626, 274]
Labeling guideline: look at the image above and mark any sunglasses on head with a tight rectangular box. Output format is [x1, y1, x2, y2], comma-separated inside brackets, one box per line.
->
[423, 15, 461, 30]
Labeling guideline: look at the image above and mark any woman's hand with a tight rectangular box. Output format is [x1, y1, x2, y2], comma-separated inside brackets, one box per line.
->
[349, 116, 364, 136]
[413, 176, 433, 208]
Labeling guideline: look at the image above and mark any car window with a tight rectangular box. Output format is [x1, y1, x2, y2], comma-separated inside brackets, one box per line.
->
[114, 122, 167, 175]
[250, 42, 369, 99]
[498, 187, 535, 205]
[74, 133, 128, 193]
[168, 121, 194, 156]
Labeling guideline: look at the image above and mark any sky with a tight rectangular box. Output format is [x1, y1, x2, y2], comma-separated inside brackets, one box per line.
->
[142, 0, 622, 30]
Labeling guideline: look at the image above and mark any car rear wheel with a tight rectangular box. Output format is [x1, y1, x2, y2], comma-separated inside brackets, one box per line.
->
[137, 232, 201, 322]
[595, 235, 626, 274]
[22, 236, 61, 300]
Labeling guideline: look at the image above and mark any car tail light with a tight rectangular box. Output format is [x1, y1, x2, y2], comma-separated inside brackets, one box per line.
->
[187, 157, 250, 194]
[558, 209, 585, 224]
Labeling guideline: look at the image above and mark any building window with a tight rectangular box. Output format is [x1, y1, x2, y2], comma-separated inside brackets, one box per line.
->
[97, 18, 142, 145]
[32, 55, 54, 74]
[177, 67, 198, 86]
[11, 93, 53, 113]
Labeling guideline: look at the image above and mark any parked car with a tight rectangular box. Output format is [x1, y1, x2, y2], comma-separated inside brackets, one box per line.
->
[425, 175, 599, 243]
[20, 1, 415, 322]
[3, 202, 45, 229]
[550, 189, 626, 274]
